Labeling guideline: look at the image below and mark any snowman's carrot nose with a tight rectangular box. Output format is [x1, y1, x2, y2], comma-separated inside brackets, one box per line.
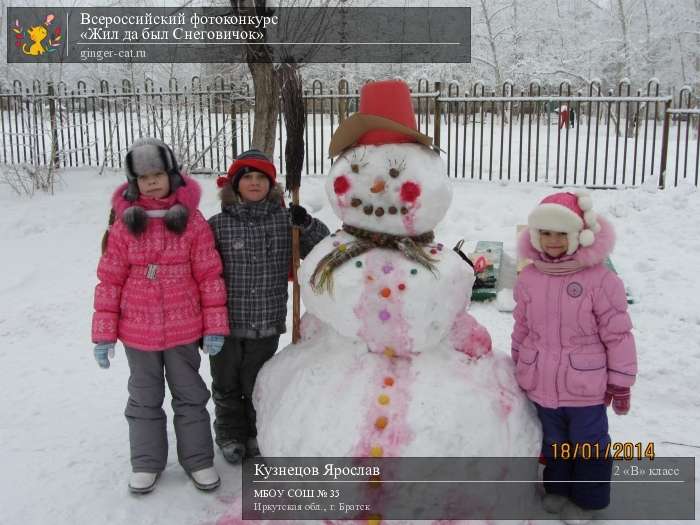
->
[370, 179, 386, 193]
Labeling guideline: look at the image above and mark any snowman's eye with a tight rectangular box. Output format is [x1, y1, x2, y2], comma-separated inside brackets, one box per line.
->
[348, 147, 367, 174]
[387, 158, 406, 178]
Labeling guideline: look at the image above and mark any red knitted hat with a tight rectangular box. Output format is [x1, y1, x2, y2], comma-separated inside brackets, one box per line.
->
[217, 149, 277, 189]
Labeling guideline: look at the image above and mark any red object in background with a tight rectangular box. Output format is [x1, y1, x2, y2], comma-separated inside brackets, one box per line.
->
[473, 255, 488, 273]
[559, 105, 570, 129]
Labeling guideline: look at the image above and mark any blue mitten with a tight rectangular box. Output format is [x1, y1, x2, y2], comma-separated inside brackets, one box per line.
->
[203, 335, 225, 356]
[94, 342, 116, 369]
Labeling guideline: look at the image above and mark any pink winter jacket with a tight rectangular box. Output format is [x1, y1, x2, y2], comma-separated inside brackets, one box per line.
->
[511, 217, 637, 408]
[92, 176, 229, 351]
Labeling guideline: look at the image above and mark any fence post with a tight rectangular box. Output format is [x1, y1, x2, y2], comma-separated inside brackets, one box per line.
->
[338, 79, 348, 123]
[433, 82, 441, 149]
[658, 98, 672, 189]
[47, 82, 60, 169]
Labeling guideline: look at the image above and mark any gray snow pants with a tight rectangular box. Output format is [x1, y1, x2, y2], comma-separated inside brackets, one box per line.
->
[124, 343, 214, 474]
[209, 335, 279, 447]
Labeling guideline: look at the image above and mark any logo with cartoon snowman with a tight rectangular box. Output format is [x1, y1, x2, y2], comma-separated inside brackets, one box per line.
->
[12, 14, 62, 57]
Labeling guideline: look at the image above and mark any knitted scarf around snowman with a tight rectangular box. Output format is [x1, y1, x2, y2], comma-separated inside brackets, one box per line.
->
[310, 224, 438, 294]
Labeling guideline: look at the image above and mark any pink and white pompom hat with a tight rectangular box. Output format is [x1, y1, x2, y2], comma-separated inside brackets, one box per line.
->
[528, 191, 601, 255]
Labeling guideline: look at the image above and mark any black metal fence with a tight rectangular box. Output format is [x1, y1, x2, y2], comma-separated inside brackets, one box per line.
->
[1, 77, 698, 188]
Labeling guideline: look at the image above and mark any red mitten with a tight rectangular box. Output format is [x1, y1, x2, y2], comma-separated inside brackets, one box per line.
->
[605, 385, 631, 415]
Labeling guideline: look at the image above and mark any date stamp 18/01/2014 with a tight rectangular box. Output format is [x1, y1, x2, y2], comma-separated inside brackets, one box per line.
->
[551, 441, 656, 460]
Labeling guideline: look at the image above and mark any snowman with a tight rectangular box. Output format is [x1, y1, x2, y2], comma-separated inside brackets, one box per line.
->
[254, 80, 540, 466]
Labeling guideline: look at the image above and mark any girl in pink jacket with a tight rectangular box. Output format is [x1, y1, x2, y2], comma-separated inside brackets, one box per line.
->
[91, 138, 229, 494]
[512, 191, 637, 524]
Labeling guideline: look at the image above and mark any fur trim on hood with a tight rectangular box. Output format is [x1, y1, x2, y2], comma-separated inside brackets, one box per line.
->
[111, 174, 201, 235]
[219, 181, 285, 207]
[518, 215, 616, 268]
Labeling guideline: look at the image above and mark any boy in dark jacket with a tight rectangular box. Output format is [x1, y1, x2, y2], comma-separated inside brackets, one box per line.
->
[208, 149, 329, 463]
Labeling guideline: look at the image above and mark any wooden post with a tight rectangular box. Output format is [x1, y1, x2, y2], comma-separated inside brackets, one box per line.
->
[659, 99, 671, 189]
[338, 79, 348, 124]
[433, 82, 442, 150]
[47, 82, 60, 169]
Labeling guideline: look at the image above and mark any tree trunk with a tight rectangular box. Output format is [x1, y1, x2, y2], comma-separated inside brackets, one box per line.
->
[677, 35, 688, 84]
[249, 62, 279, 158]
[642, 0, 655, 78]
[696, 0, 700, 92]
[230, 0, 279, 158]
[480, 0, 503, 87]
[513, 0, 522, 67]
[615, 0, 631, 80]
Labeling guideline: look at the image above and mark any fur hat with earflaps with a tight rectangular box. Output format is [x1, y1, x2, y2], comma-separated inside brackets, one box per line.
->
[122, 137, 188, 234]
[528, 191, 601, 255]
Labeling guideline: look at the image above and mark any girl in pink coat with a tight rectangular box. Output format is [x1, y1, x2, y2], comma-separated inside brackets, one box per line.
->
[91, 138, 229, 494]
[512, 191, 637, 524]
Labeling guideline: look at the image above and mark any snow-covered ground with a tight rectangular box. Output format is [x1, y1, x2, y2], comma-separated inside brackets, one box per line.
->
[1, 167, 698, 524]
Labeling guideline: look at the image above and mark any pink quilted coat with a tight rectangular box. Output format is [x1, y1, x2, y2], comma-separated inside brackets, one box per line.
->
[92, 175, 229, 351]
[512, 217, 637, 408]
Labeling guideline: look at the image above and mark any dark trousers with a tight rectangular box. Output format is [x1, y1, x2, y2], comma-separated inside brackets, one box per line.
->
[124, 344, 214, 473]
[209, 335, 279, 446]
[536, 404, 612, 510]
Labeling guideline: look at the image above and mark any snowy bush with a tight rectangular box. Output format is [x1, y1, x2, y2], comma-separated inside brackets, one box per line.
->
[0, 163, 57, 196]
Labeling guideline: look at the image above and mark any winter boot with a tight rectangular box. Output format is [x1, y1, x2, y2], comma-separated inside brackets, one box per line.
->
[246, 437, 261, 458]
[129, 472, 160, 494]
[189, 466, 221, 491]
[220, 441, 246, 465]
[542, 493, 568, 514]
[560, 500, 594, 525]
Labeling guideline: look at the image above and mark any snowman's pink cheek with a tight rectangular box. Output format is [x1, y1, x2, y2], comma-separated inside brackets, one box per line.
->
[400, 181, 421, 203]
[333, 175, 350, 195]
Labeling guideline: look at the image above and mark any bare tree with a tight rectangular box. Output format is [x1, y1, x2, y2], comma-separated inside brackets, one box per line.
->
[696, 0, 700, 89]
[226, 1, 339, 157]
[475, 0, 510, 86]
[614, 0, 632, 80]
[641, 0, 655, 78]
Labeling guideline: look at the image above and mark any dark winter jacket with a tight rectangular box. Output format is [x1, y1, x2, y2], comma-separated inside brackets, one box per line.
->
[209, 184, 330, 338]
